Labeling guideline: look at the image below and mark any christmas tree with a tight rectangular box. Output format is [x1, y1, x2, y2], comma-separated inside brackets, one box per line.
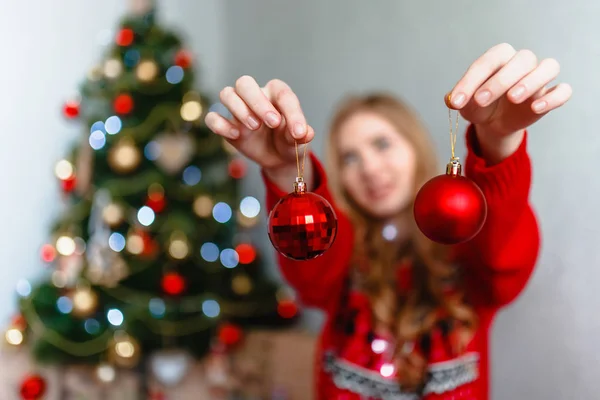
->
[7, 1, 298, 386]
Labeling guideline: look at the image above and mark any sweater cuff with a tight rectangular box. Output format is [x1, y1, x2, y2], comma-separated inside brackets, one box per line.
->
[464, 124, 531, 203]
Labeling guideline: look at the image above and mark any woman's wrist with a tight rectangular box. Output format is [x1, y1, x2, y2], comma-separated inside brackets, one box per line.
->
[473, 124, 525, 165]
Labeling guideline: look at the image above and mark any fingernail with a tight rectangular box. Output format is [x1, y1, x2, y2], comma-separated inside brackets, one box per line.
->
[532, 100, 547, 113]
[510, 85, 525, 100]
[265, 112, 279, 128]
[230, 128, 240, 139]
[451, 92, 466, 107]
[247, 116, 260, 129]
[475, 90, 491, 106]
[293, 123, 306, 138]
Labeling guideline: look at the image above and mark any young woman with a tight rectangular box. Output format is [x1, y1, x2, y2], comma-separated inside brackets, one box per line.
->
[206, 43, 572, 399]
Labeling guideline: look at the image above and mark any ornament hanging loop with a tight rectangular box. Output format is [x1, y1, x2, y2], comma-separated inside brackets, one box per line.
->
[294, 139, 309, 193]
[447, 99, 462, 176]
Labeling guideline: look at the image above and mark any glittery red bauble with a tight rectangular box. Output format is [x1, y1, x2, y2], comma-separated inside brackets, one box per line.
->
[63, 101, 79, 119]
[116, 28, 134, 46]
[414, 168, 487, 245]
[268, 186, 337, 261]
[161, 272, 185, 296]
[174, 49, 192, 68]
[114, 94, 134, 114]
[20, 374, 46, 400]
[218, 322, 243, 346]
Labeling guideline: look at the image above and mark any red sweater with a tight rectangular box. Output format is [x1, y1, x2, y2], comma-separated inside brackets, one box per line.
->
[263, 125, 540, 400]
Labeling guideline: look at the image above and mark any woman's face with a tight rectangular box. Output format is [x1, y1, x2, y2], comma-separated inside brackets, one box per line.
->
[337, 112, 417, 219]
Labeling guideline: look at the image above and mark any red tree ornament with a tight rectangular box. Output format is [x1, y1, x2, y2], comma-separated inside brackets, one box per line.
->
[161, 272, 186, 296]
[19, 374, 46, 400]
[277, 299, 298, 319]
[63, 101, 80, 119]
[114, 94, 134, 114]
[174, 49, 192, 68]
[218, 322, 243, 347]
[414, 158, 487, 245]
[116, 28, 134, 46]
[61, 175, 77, 193]
[235, 243, 256, 264]
[268, 177, 337, 261]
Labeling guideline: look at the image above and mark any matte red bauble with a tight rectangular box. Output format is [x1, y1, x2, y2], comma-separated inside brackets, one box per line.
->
[268, 178, 337, 261]
[414, 158, 487, 245]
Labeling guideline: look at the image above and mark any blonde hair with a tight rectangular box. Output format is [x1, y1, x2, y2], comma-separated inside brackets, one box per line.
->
[325, 93, 476, 391]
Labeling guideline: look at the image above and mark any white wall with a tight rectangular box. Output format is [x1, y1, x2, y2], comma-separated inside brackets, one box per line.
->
[0, 0, 224, 325]
[220, 1, 599, 399]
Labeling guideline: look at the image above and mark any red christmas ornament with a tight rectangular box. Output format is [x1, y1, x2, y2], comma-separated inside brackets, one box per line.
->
[19, 374, 46, 400]
[277, 300, 298, 319]
[218, 322, 243, 347]
[414, 157, 487, 245]
[63, 100, 80, 119]
[116, 28, 134, 46]
[228, 158, 247, 179]
[235, 243, 256, 264]
[12, 314, 27, 330]
[61, 175, 77, 193]
[161, 272, 186, 296]
[174, 49, 192, 68]
[40, 244, 56, 263]
[114, 94, 134, 114]
[268, 177, 337, 261]
[146, 195, 166, 213]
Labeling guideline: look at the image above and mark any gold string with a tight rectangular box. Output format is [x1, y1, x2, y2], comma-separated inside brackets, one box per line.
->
[447, 98, 460, 159]
[295, 139, 308, 178]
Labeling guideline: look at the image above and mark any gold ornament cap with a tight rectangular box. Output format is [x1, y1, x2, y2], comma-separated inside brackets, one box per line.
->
[293, 177, 307, 194]
[446, 157, 462, 177]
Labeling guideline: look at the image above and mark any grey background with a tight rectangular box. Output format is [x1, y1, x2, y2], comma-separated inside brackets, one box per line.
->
[1, 1, 597, 399]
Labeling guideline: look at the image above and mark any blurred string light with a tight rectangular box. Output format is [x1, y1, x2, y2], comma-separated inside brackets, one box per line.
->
[166, 66, 184, 84]
[212, 202, 232, 223]
[5, 328, 23, 346]
[104, 59, 122, 79]
[240, 196, 260, 218]
[202, 300, 220, 318]
[54, 160, 74, 180]
[380, 363, 395, 378]
[137, 206, 155, 226]
[193, 196, 213, 218]
[16, 279, 32, 297]
[57, 296, 73, 314]
[56, 236, 76, 256]
[107, 309, 124, 326]
[40, 244, 56, 263]
[105, 116, 122, 135]
[382, 224, 398, 241]
[200, 242, 219, 262]
[220, 248, 239, 269]
[144, 140, 160, 161]
[182, 166, 201, 186]
[371, 339, 387, 354]
[108, 232, 126, 252]
[74, 237, 87, 255]
[126, 233, 144, 255]
[169, 236, 189, 260]
[148, 298, 166, 318]
[84, 318, 101, 335]
[180, 101, 202, 122]
[89, 130, 106, 150]
[90, 121, 105, 133]
[136, 60, 158, 82]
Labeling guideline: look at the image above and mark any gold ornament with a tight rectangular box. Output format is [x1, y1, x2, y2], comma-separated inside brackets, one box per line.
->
[108, 138, 141, 173]
[193, 195, 214, 218]
[108, 332, 140, 368]
[104, 59, 123, 79]
[232, 274, 252, 295]
[168, 233, 190, 260]
[102, 203, 124, 227]
[70, 287, 98, 318]
[96, 362, 116, 383]
[153, 132, 196, 174]
[136, 60, 158, 82]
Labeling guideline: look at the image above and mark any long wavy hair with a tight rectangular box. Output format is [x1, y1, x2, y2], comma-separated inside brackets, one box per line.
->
[325, 93, 477, 391]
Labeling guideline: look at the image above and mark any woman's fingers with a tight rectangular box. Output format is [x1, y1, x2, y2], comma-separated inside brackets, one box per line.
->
[234, 75, 282, 129]
[508, 58, 561, 104]
[530, 82, 573, 114]
[204, 111, 240, 140]
[265, 79, 309, 140]
[219, 85, 261, 131]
